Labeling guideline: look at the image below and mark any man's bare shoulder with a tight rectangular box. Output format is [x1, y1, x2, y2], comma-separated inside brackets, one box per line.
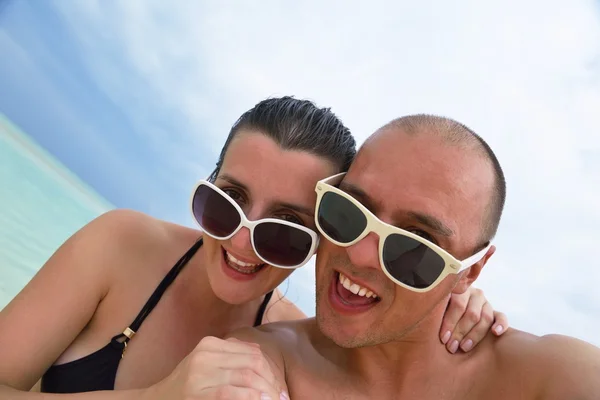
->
[227, 318, 316, 349]
[490, 329, 600, 399]
[226, 318, 318, 365]
[226, 319, 317, 389]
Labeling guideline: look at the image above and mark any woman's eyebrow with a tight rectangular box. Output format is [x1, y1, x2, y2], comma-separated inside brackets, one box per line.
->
[276, 201, 314, 218]
[218, 174, 314, 218]
[217, 174, 249, 191]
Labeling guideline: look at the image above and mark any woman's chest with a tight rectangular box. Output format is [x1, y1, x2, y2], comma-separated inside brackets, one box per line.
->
[112, 288, 257, 389]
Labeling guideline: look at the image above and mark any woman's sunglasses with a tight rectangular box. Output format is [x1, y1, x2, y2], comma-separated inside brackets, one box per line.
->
[190, 180, 319, 269]
[314, 173, 491, 293]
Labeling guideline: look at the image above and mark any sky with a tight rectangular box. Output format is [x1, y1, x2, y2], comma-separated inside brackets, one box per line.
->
[0, 0, 599, 346]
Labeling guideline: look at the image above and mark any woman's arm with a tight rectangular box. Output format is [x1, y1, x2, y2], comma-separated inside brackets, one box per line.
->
[0, 210, 140, 392]
[439, 286, 509, 353]
[0, 385, 148, 400]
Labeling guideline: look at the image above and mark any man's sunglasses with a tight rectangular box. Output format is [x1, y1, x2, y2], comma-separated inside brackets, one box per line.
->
[190, 180, 319, 269]
[314, 173, 491, 292]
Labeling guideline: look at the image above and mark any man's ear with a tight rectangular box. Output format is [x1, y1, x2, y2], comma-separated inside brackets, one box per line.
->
[452, 245, 496, 294]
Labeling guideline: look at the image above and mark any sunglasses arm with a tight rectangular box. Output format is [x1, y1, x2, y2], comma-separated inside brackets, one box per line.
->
[456, 243, 492, 273]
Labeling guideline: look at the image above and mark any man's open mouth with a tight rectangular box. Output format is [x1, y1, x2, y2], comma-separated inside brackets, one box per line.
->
[328, 270, 381, 314]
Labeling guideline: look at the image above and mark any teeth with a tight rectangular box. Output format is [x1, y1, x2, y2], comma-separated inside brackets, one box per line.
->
[226, 252, 261, 268]
[339, 273, 378, 299]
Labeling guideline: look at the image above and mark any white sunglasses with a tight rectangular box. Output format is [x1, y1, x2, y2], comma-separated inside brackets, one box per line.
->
[190, 179, 319, 269]
[314, 173, 491, 292]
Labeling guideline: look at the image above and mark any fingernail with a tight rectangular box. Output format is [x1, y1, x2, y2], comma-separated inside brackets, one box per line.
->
[494, 325, 504, 335]
[461, 339, 473, 352]
[449, 340, 459, 354]
[280, 392, 290, 400]
[261, 394, 271, 400]
[441, 330, 451, 344]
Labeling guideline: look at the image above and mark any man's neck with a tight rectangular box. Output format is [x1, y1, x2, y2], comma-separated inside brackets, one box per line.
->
[343, 300, 454, 389]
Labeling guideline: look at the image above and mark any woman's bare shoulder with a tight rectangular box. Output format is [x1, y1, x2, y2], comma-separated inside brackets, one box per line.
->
[263, 288, 307, 324]
[88, 208, 198, 247]
[74, 209, 201, 276]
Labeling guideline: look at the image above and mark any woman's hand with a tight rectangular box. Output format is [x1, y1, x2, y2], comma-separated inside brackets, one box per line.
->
[439, 287, 508, 354]
[147, 336, 288, 400]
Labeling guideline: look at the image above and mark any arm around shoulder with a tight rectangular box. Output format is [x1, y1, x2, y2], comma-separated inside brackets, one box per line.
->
[225, 326, 289, 395]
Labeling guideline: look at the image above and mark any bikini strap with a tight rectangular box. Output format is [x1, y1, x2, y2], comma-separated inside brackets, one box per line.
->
[112, 238, 204, 353]
[253, 290, 274, 327]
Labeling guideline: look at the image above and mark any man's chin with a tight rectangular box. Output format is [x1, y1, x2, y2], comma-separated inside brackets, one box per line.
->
[316, 308, 369, 348]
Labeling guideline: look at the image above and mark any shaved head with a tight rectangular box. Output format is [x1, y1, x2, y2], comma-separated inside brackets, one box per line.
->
[367, 114, 506, 245]
[315, 113, 505, 348]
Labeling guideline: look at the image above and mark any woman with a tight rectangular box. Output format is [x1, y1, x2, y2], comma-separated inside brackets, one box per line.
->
[0, 97, 507, 397]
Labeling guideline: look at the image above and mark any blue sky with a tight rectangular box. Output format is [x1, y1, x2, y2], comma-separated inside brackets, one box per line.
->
[1, 0, 599, 346]
[0, 1, 213, 224]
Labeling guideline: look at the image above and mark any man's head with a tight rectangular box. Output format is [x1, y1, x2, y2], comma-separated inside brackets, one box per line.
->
[314, 114, 506, 348]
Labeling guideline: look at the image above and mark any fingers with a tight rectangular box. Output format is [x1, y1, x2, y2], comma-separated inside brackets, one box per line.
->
[196, 336, 261, 355]
[439, 291, 470, 346]
[222, 369, 281, 399]
[227, 337, 259, 345]
[195, 352, 281, 392]
[199, 385, 266, 399]
[491, 311, 508, 336]
[203, 386, 289, 400]
[157, 336, 288, 400]
[458, 302, 495, 352]
[443, 288, 487, 354]
[188, 339, 283, 396]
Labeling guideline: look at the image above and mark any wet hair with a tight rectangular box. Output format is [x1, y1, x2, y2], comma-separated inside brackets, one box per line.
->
[208, 96, 356, 182]
[380, 114, 506, 244]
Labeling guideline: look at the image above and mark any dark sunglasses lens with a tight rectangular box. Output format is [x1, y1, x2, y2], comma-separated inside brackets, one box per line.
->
[317, 192, 367, 243]
[382, 234, 446, 289]
[192, 185, 241, 237]
[253, 222, 313, 267]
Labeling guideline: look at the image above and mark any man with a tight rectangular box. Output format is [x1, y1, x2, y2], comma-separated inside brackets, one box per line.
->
[161, 114, 600, 400]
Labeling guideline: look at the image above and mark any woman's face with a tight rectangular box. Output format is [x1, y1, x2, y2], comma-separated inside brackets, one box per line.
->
[203, 130, 338, 304]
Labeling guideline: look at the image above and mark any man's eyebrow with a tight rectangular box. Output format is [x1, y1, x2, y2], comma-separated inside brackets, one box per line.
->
[218, 174, 313, 217]
[339, 181, 454, 237]
[338, 182, 378, 211]
[406, 212, 454, 237]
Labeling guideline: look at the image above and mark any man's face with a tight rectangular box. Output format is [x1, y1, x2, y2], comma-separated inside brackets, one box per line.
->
[315, 128, 495, 348]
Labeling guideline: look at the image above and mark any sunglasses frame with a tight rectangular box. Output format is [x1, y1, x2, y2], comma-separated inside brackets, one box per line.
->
[314, 173, 491, 292]
[190, 179, 319, 269]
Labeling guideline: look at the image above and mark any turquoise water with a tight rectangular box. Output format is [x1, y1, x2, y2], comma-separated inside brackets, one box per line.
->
[0, 114, 114, 309]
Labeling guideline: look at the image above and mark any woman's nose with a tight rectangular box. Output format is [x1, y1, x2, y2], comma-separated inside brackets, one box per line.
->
[229, 226, 253, 254]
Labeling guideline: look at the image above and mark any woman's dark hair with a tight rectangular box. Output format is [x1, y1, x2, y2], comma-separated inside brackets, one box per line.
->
[208, 96, 356, 182]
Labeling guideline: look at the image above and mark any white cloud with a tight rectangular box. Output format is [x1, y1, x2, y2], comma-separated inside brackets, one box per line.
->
[52, 0, 600, 346]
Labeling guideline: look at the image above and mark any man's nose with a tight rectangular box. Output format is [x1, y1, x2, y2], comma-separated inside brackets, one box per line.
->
[345, 232, 381, 270]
